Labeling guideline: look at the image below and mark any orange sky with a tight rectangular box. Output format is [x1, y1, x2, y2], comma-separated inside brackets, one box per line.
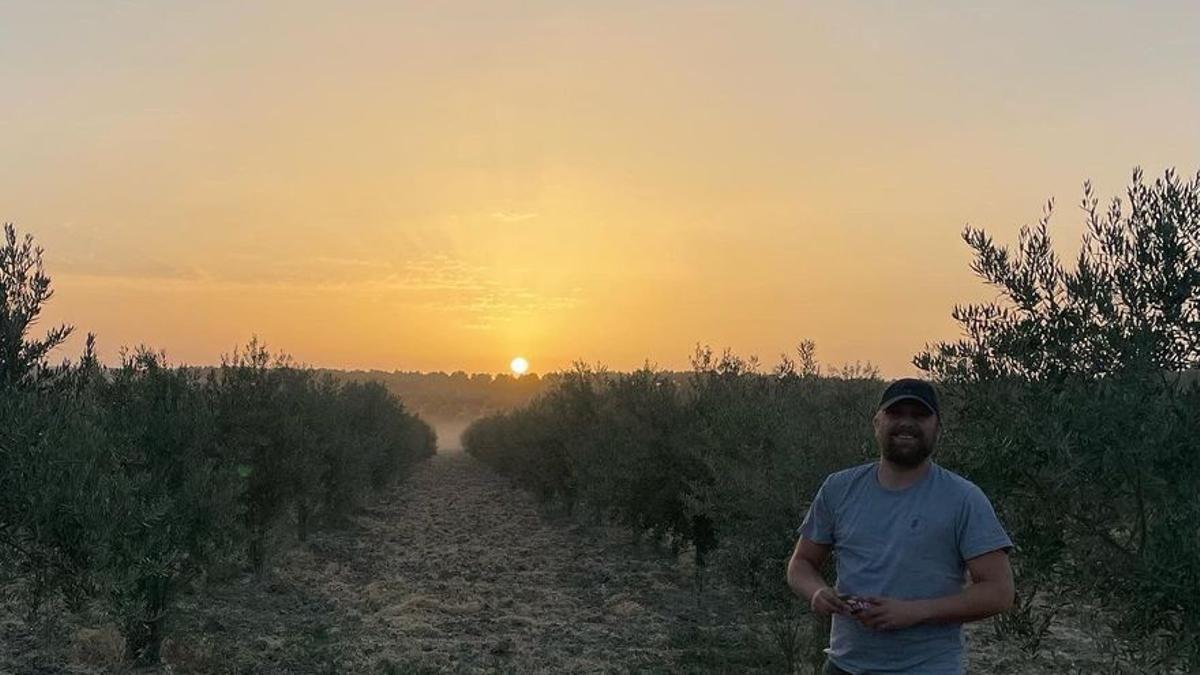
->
[4, 2, 1198, 376]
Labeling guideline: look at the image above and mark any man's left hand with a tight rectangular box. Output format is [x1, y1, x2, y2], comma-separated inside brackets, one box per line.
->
[853, 596, 926, 631]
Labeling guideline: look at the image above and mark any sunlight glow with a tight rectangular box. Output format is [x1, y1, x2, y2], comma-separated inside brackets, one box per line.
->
[510, 357, 529, 375]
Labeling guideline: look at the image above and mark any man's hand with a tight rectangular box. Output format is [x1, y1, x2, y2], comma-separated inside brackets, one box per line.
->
[853, 596, 926, 631]
[810, 586, 852, 616]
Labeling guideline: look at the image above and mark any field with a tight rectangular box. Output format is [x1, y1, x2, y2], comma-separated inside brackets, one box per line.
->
[2, 449, 1141, 674]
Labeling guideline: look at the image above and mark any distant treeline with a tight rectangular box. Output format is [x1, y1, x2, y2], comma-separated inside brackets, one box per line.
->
[464, 169, 1200, 673]
[1, 224, 436, 666]
[318, 368, 556, 422]
[317, 368, 711, 424]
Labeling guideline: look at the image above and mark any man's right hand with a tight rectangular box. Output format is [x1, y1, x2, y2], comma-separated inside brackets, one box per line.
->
[810, 586, 852, 616]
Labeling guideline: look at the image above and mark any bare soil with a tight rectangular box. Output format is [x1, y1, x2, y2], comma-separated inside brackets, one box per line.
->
[1, 452, 1174, 674]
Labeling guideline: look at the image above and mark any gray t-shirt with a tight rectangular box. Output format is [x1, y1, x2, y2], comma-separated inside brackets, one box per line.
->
[798, 461, 1012, 674]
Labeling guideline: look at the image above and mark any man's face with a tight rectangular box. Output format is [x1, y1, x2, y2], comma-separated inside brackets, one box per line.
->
[873, 399, 939, 467]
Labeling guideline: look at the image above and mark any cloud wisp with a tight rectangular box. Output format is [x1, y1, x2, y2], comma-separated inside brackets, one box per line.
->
[56, 253, 580, 328]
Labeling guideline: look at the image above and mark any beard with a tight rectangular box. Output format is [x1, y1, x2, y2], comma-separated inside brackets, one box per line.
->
[881, 433, 934, 467]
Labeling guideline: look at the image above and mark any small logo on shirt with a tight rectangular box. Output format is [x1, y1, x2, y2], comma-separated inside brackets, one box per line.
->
[910, 517, 921, 530]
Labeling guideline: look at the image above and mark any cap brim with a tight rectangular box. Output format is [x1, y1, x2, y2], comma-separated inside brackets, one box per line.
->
[879, 395, 936, 415]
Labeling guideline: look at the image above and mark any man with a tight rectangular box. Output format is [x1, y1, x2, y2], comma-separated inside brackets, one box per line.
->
[786, 378, 1014, 674]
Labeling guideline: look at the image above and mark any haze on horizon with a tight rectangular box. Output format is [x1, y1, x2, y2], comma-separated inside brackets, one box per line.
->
[3, 1, 1197, 378]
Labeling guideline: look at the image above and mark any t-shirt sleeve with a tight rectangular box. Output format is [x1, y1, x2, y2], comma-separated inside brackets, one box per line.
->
[797, 476, 836, 544]
[957, 484, 1014, 561]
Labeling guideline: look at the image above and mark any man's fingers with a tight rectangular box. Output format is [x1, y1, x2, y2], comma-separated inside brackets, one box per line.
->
[855, 606, 900, 631]
[815, 588, 855, 616]
[859, 614, 889, 630]
[812, 587, 846, 616]
[856, 605, 885, 620]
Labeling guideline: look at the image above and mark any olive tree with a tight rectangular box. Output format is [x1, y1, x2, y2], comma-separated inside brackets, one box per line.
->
[916, 168, 1200, 668]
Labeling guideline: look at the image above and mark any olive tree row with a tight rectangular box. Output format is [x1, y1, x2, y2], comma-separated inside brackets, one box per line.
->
[0, 223, 436, 665]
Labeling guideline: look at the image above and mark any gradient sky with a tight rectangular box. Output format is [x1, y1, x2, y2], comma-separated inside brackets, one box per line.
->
[3, 1, 1198, 376]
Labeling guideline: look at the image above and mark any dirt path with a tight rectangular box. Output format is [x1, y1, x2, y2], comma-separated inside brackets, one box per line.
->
[161, 451, 743, 673]
[302, 451, 706, 671]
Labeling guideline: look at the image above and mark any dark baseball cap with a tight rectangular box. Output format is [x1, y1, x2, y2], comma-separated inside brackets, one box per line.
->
[878, 378, 940, 417]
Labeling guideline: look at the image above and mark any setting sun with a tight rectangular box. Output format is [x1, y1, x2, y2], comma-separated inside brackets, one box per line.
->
[510, 357, 529, 375]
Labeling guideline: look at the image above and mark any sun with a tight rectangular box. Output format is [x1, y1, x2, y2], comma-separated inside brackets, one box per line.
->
[509, 356, 529, 376]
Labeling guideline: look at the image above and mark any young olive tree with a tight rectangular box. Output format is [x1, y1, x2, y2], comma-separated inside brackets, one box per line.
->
[0, 224, 94, 613]
[99, 347, 241, 664]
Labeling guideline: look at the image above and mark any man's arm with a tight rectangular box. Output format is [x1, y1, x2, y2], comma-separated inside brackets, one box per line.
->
[787, 537, 851, 616]
[786, 537, 830, 601]
[856, 549, 1014, 630]
[915, 548, 1014, 624]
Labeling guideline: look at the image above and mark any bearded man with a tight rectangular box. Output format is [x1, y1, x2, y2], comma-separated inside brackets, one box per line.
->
[786, 378, 1014, 674]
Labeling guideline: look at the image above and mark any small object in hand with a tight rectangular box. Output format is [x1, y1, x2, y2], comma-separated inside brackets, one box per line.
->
[838, 593, 871, 613]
